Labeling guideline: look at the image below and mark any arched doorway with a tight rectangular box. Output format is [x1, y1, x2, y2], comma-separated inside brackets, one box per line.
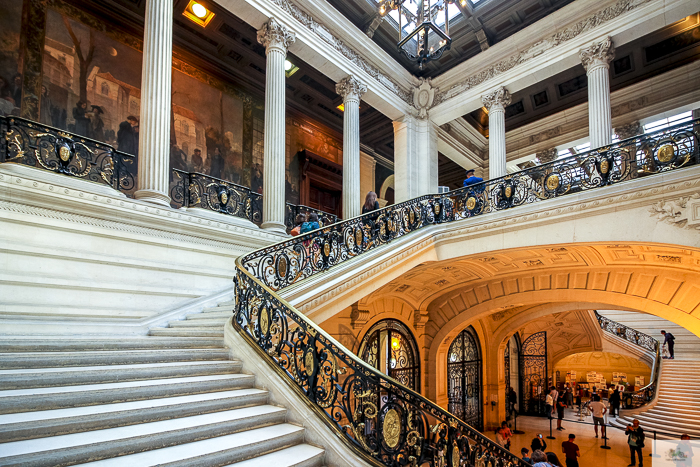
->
[520, 331, 548, 416]
[358, 319, 420, 392]
[447, 326, 483, 431]
[504, 333, 521, 419]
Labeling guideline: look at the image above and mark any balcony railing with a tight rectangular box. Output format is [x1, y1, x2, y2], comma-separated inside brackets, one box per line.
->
[594, 311, 661, 410]
[285, 203, 339, 233]
[0, 116, 136, 195]
[233, 118, 698, 467]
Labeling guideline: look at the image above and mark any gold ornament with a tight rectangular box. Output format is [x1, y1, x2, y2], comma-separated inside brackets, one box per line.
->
[220, 191, 228, 205]
[59, 145, 71, 162]
[546, 174, 560, 191]
[466, 197, 476, 211]
[434, 204, 440, 215]
[657, 144, 675, 163]
[259, 308, 269, 335]
[505, 186, 512, 198]
[600, 159, 610, 174]
[409, 209, 415, 224]
[305, 350, 315, 375]
[383, 409, 401, 448]
[452, 444, 460, 467]
[278, 256, 288, 278]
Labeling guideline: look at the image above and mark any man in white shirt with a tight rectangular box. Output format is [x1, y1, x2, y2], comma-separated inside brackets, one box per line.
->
[549, 386, 559, 416]
[589, 395, 608, 439]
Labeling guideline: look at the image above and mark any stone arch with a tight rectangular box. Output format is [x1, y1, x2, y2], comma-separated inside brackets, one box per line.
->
[380, 174, 394, 201]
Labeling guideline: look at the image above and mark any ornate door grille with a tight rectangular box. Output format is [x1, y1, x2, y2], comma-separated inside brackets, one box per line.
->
[519, 331, 548, 416]
[447, 327, 483, 431]
[359, 319, 420, 393]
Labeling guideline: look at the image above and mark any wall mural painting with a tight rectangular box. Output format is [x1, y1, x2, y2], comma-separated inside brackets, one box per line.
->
[0, 0, 23, 116]
[0, 2, 349, 206]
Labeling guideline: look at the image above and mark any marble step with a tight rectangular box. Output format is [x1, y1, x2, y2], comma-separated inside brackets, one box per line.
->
[0, 387, 269, 442]
[149, 328, 225, 337]
[0, 373, 255, 414]
[0, 360, 242, 390]
[168, 319, 227, 328]
[187, 310, 232, 320]
[73, 423, 307, 467]
[0, 349, 231, 369]
[224, 444, 325, 467]
[201, 302, 236, 313]
[0, 405, 288, 467]
[0, 337, 225, 352]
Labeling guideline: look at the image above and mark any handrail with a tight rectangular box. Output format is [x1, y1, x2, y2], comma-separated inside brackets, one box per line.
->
[594, 311, 661, 410]
[233, 119, 699, 466]
[285, 203, 339, 233]
[1, 116, 136, 195]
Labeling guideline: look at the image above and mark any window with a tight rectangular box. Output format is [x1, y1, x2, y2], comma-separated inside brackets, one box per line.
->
[182, 121, 189, 135]
[643, 111, 692, 134]
[101, 82, 110, 96]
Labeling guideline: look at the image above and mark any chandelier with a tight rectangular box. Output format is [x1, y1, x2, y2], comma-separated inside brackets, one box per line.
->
[378, 0, 455, 69]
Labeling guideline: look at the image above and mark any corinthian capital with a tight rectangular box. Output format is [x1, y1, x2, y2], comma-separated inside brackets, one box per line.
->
[579, 37, 615, 71]
[481, 87, 511, 112]
[336, 76, 367, 103]
[257, 18, 296, 53]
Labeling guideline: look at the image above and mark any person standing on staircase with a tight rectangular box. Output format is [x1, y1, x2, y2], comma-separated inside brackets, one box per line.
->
[625, 419, 645, 467]
[661, 330, 675, 359]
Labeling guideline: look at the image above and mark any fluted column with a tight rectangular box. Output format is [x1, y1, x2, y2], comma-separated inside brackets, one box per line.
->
[482, 87, 511, 180]
[134, 0, 173, 206]
[257, 18, 295, 232]
[336, 76, 367, 219]
[580, 37, 615, 150]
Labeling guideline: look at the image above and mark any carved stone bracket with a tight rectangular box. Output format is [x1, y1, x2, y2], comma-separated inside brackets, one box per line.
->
[413, 78, 435, 119]
[536, 147, 558, 164]
[579, 36, 615, 72]
[615, 121, 642, 140]
[257, 18, 296, 53]
[350, 303, 371, 330]
[336, 76, 367, 104]
[649, 193, 700, 231]
[414, 309, 430, 330]
[481, 87, 511, 112]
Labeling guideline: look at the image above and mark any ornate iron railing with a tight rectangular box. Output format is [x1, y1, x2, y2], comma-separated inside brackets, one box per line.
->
[170, 169, 263, 224]
[233, 119, 698, 467]
[0, 116, 136, 195]
[285, 203, 339, 233]
[593, 311, 661, 410]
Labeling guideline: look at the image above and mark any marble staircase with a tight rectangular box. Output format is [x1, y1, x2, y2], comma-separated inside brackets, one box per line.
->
[0, 301, 325, 466]
[599, 310, 700, 440]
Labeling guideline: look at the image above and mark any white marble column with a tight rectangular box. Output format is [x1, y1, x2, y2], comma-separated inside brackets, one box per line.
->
[482, 87, 511, 180]
[393, 115, 438, 202]
[336, 76, 367, 219]
[257, 18, 295, 232]
[134, 0, 173, 206]
[580, 37, 615, 149]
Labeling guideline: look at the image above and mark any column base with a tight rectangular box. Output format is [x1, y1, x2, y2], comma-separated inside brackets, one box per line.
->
[134, 189, 171, 207]
[261, 221, 288, 235]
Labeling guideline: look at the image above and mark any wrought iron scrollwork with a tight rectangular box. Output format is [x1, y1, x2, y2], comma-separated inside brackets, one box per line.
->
[594, 311, 661, 409]
[232, 119, 699, 467]
[1, 116, 135, 195]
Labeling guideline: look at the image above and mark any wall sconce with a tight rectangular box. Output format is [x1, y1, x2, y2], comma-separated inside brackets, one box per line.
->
[183, 1, 215, 28]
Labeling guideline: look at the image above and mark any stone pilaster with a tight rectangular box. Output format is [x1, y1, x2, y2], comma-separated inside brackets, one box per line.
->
[393, 115, 438, 202]
[482, 87, 511, 180]
[134, 0, 174, 206]
[336, 76, 367, 220]
[257, 18, 295, 232]
[536, 147, 558, 164]
[580, 37, 615, 150]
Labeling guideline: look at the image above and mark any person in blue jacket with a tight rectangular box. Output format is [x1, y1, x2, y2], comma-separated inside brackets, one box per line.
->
[300, 212, 320, 234]
[463, 169, 483, 187]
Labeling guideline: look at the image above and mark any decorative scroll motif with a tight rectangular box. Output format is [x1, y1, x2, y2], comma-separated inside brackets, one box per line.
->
[433, 0, 654, 105]
[536, 148, 558, 164]
[265, 0, 413, 106]
[615, 121, 643, 140]
[579, 36, 615, 71]
[649, 192, 700, 231]
[284, 203, 338, 233]
[520, 331, 547, 417]
[0, 117, 135, 195]
[170, 169, 263, 224]
[481, 87, 511, 112]
[447, 328, 483, 431]
[413, 78, 436, 119]
[257, 17, 296, 52]
[594, 311, 661, 409]
[336, 76, 368, 103]
[232, 119, 698, 467]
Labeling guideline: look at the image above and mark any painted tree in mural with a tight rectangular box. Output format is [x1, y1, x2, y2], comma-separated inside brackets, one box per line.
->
[61, 16, 94, 104]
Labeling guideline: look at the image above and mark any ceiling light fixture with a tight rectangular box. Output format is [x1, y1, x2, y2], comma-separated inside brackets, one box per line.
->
[378, 0, 455, 69]
[183, 0, 215, 28]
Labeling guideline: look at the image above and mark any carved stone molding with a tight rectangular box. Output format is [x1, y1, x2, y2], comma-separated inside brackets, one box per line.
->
[615, 121, 642, 140]
[481, 87, 511, 112]
[536, 148, 558, 164]
[350, 303, 371, 330]
[649, 193, 700, 231]
[336, 76, 367, 103]
[579, 36, 615, 72]
[257, 17, 296, 52]
[413, 78, 435, 119]
[414, 310, 430, 329]
[435, 0, 653, 105]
